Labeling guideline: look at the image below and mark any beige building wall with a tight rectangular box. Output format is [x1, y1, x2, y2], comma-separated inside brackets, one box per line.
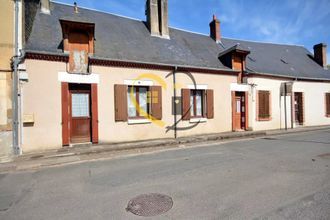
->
[0, 0, 14, 158]
[247, 77, 330, 131]
[22, 60, 237, 152]
[175, 72, 236, 137]
[22, 60, 65, 152]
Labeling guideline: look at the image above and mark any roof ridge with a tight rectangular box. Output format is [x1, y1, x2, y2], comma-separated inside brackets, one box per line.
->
[51, 0, 143, 22]
[222, 36, 305, 48]
[169, 27, 209, 37]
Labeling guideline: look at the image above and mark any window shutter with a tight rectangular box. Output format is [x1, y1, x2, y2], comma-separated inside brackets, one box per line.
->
[206, 89, 214, 119]
[114, 84, 128, 122]
[258, 91, 270, 119]
[265, 91, 270, 117]
[182, 89, 191, 120]
[150, 86, 162, 120]
[326, 93, 330, 116]
[258, 91, 264, 118]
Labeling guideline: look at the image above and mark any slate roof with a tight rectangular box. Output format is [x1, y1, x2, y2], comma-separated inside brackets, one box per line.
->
[25, 2, 330, 80]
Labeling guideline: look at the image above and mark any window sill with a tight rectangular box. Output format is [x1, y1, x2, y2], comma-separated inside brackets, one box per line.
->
[128, 119, 151, 125]
[190, 118, 207, 123]
[257, 117, 272, 121]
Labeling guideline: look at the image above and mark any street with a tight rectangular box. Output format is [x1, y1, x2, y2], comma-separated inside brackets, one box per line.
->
[1, 129, 330, 219]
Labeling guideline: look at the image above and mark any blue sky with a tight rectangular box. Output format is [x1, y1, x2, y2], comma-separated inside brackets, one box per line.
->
[56, 0, 330, 64]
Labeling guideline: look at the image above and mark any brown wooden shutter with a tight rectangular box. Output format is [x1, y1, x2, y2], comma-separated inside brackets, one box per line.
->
[258, 91, 264, 118]
[265, 91, 270, 117]
[182, 89, 191, 120]
[258, 91, 270, 119]
[114, 84, 128, 122]
[91, 84, 99, 144]
[326, 93, 330, 116]
[61, 82, 70, 146]
[206, 89, 214, 119]
[150, 86, 162, 120]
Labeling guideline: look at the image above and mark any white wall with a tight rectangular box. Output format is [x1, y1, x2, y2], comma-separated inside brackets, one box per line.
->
[248, 76, 330, 131]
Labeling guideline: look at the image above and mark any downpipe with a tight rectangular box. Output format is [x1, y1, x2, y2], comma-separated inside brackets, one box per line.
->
[12, 0, 24, 155]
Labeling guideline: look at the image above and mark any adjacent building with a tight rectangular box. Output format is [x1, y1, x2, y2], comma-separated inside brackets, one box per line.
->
[9, 0, 330, 153]
[0, 0, 19, 160]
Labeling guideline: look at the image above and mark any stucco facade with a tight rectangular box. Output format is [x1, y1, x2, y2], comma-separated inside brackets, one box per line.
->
[247, 76, 330, 131]
[22, 59, 237, 153]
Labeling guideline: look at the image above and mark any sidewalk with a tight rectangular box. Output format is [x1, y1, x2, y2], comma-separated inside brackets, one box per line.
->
[0, 125, 329, 173]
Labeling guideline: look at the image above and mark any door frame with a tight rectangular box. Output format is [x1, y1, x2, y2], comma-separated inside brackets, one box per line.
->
[293, 92, 304, 126]
[61, 82, 98, 146]
[232, 91, 249, 131]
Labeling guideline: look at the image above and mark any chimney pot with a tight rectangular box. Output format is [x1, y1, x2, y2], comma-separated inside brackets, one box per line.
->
[74, 2, 78, 13]
[210, 15, 221, 43]
[40, 0, 50, 14]
[313, 43, 327, 69]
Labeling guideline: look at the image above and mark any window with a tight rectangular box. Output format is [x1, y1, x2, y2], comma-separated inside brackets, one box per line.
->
[190, 90, 206, 118]
[71, 93, 90, 117]
[182, 88, 214, 120]
[127, 86, 150, 119]
[326, 93, 330, 117]
[257, 90, 271, 120]
[114, 84, 162, 122]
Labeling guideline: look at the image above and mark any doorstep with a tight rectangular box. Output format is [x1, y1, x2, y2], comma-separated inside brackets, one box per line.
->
[1, 125, 330, 173]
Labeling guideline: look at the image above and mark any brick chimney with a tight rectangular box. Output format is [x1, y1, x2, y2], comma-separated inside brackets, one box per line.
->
[313, 43, 327, 69]
[145, 0, 169, 38]
[40, 0, 50, 14]
[209, 15, 221, 43]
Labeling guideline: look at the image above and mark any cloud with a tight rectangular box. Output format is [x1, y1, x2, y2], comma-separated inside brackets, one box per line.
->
[213, 0, 330, 46]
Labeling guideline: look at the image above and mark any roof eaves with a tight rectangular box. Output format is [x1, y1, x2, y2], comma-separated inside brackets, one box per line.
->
[247, 70, 330, 82]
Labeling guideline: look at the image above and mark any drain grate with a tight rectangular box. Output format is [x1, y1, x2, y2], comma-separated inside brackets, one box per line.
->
[126, 193, 173, 217]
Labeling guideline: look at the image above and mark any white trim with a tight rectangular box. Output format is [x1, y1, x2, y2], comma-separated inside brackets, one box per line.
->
[190, 118, 207, 123]
[124, 80, 154, 86]
[188, 84, 208, 90]
[58, 72, 99, 84]
[230, 83, 249, 92]
[128, 119, 151, 125]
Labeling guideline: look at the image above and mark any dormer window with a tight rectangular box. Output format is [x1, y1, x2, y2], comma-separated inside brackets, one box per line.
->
[60, 20, 95, 74]
[218, 44, 250, 83]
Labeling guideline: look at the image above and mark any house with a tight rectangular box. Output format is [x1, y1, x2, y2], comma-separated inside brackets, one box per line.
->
[18, 0, 330, 153]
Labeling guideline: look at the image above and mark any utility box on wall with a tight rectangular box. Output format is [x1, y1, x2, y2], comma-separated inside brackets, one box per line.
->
[280, 82, 293, 96]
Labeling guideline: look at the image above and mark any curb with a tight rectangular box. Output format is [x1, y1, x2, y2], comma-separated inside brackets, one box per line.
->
[0, 126, 329, 173]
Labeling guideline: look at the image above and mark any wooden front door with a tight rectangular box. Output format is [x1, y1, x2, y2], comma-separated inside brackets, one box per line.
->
[294, 92, 304, 125]
[233, 92, 246, 131]
[69, 84, 91, 143]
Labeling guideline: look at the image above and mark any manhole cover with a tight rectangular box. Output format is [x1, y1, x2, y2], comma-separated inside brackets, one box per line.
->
[126, 193, 173, 217]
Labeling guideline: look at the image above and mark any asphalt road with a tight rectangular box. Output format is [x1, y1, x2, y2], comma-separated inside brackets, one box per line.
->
[1, 129, 330, 220]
